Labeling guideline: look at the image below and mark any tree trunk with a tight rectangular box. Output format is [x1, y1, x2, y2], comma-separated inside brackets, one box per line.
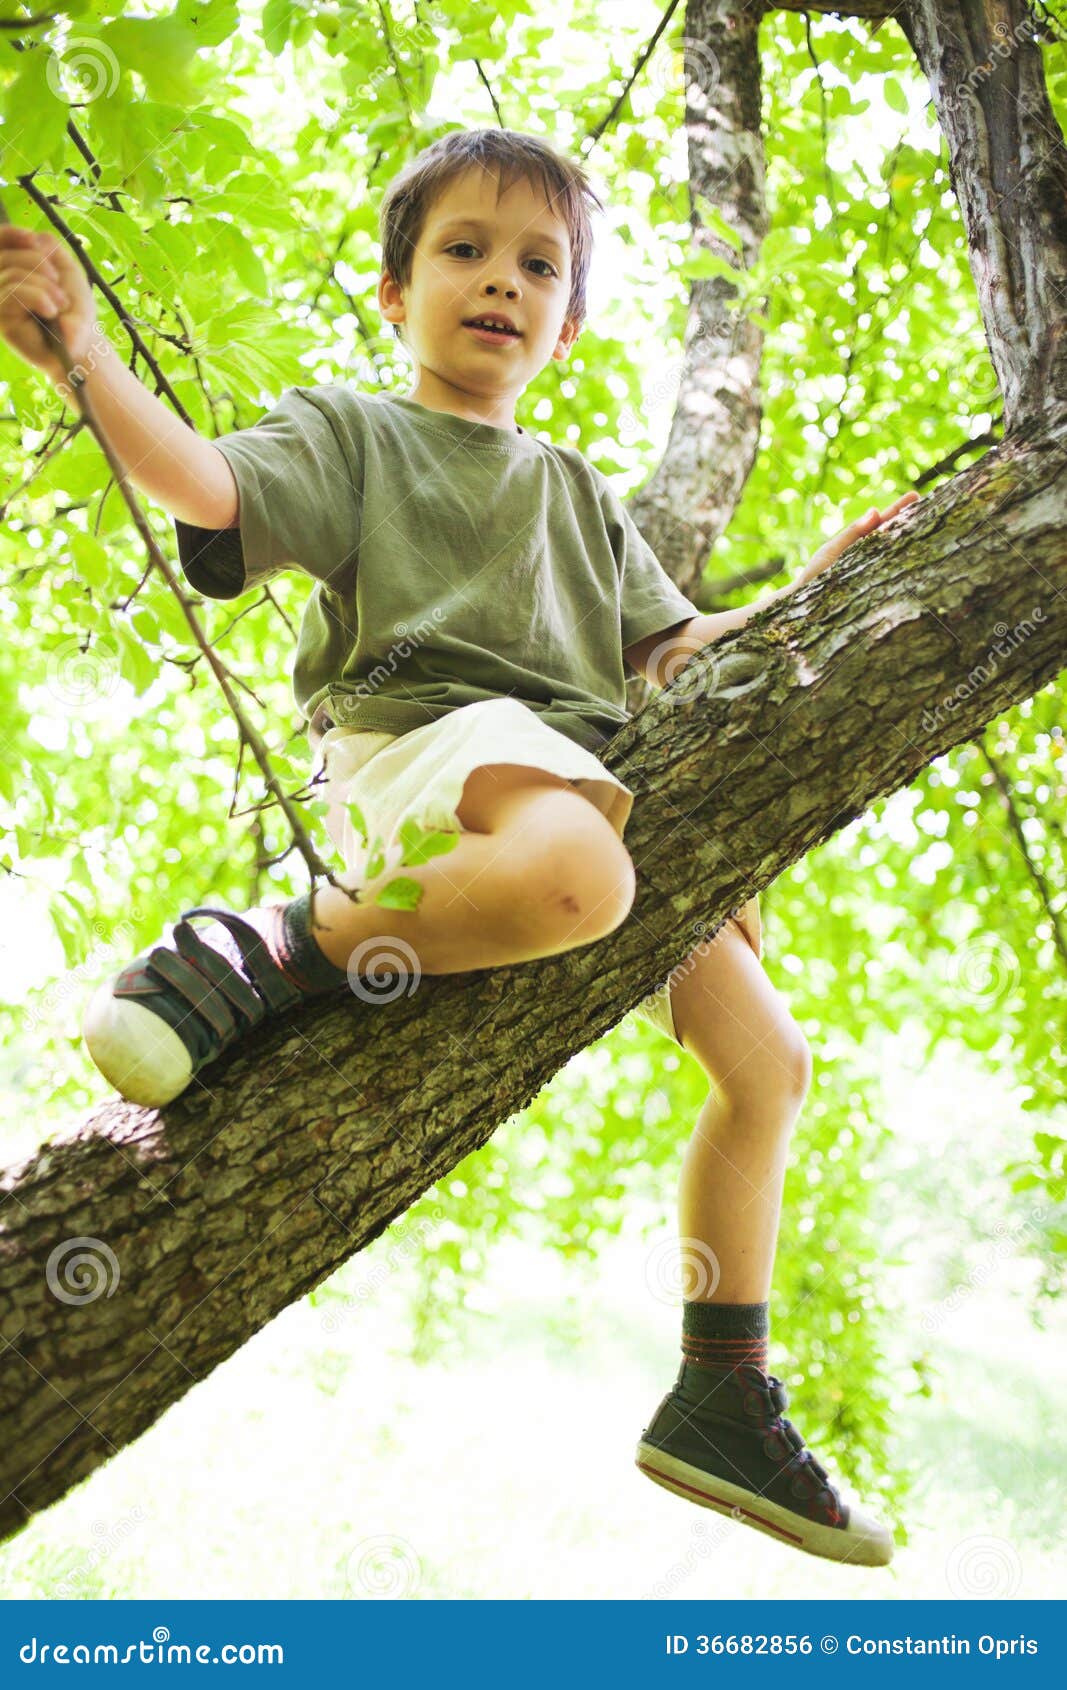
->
[897, 0, 1067, 429]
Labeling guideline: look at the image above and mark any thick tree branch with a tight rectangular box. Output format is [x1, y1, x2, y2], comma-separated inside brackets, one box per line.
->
[1, 409, 1065, 1541]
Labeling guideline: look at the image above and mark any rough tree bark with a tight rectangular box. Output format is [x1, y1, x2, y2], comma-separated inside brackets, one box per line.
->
[626, 0, 768, 608]
[1, 0, 1065, 1543]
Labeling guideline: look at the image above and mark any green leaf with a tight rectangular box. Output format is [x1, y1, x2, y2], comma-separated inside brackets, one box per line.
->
[48, 889, 91, 970]
[262, 0, 296, 56]
[68, 531, 112, 592]
[678, 253, 745, 287]
[692, 195, 745, 253]
[373, 875, 424, 911]
[100, 16, 202, 102]
[114, 621, 157, 696]
[2, 49, 69, 173]
[176, 0, 242, 49]
[345, 799, 368, 844]
[205, 221, 270, 301]
[452, 31, 503, 62]
[883, 77, 909, 115]
[396, 816, 460, 867]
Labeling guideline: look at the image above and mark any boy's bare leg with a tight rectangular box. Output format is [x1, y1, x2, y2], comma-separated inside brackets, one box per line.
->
[668, 919, 812, 1304]
[637, 923, 894, 1566]
[309, 766, 637, 976]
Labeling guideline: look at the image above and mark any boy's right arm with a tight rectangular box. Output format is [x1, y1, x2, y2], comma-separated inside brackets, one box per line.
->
[0, 223, 238, 531]
[54, 335, 240, 531]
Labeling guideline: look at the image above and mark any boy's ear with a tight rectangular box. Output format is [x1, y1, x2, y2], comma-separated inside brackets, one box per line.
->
[552, 314, 581, 362]
[378, 269, 404, 332]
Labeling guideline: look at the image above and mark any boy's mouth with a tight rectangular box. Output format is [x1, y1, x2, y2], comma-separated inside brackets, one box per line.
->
[462, 315, 522, 340]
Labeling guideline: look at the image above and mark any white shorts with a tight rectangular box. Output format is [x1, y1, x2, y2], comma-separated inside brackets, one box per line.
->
[308, 696, 761, 1045]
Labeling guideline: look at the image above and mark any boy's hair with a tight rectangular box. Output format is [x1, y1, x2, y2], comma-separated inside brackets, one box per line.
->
[378, 128, 604, 344]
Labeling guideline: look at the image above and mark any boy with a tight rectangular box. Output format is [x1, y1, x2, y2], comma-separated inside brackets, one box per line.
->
[0, 127, 916, 1567]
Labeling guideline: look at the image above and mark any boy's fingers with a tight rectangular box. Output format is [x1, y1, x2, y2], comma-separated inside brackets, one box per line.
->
[880, 492, 920, 521]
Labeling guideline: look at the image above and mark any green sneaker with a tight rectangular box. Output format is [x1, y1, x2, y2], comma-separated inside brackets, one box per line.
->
[636, 1360, 893, 1567]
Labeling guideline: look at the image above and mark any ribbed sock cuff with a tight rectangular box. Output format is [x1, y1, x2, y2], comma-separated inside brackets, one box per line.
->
[682, 1298, 769, 1373]
[276, 889, 350, 993]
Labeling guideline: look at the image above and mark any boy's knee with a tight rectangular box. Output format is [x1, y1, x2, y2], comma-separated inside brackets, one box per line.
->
[514, 832, 636, 948]
[767, 1021, 812, 1107]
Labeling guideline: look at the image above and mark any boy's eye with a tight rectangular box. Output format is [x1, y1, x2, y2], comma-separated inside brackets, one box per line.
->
[444, 241, 557, 278]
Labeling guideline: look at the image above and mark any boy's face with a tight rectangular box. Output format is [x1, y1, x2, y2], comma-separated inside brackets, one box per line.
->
[379, 166, 580, 405]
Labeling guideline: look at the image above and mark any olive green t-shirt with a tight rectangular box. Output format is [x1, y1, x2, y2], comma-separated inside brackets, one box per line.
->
[173, 387, 700, 756]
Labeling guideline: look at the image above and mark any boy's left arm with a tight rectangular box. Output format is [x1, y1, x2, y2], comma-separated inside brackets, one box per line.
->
[624, 491, 920, 689]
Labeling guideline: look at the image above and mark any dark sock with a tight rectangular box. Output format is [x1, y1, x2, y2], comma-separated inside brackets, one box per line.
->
[682, 1299, 769, 1374]
[205, 890, 350, 997]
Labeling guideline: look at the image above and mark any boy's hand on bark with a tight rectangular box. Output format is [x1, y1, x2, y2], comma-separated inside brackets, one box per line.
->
[0, 225, 98, 382]
[800, 491, 921, 585]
